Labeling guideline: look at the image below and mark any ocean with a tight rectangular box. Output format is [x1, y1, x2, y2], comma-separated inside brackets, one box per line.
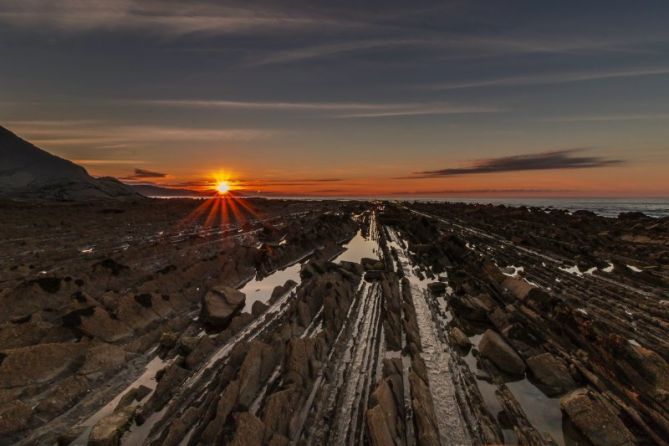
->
[403, 197, 669, 218]
[150, 195, 669, 218]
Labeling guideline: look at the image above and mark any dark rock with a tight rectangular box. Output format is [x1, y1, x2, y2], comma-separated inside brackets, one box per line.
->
[184, 336, 216, 369]
[427, 282, 446, 294]
[450, 293, 496, 321]
[560, 388, 635, 446]
[449, 327, 471, 350]
[262, 388, 298, 439]
[95, 258, 130, 276]
[133, 293, 152, 308]
[0, 342, 84, 388]
[478, 329, 526, 376]
[36, 375, 89, 415]
[251, 301, 269, 318]
[365, 270, 384, 282]
[200, 286, 246, 329]
[362, 257, 384, 271]
[526, 352, 576, 396]
[33, 277, 62, 293]
[230, 412, 265, 446]
[339, 261, 365, 276]
[0, 400, 32, 435]
[115, 384, 151, 411]
[89, 406, 135, 446]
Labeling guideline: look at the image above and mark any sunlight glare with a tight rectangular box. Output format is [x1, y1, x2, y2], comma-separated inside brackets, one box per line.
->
[216, 181, 230, 194]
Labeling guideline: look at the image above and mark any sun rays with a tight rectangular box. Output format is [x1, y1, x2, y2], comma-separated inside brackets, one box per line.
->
[177, 172, 260, 232]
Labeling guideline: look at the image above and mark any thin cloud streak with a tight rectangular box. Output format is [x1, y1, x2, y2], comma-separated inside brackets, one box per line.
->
[7, 121, 276, 147]
[0, 0, 352, 35]
[133, 99, 504, 118]
[424, 67, 669, 90]
[245, 38, 434, 66]
[405, 149, 624, 178]
[543, 113, 669, 123]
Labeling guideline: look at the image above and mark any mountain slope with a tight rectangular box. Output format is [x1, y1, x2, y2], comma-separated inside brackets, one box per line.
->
[0, 125, 141, 200]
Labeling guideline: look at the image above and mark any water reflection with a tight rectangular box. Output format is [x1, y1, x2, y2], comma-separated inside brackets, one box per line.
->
[335, 230, 379, 263]
[239, 262, 301, 312]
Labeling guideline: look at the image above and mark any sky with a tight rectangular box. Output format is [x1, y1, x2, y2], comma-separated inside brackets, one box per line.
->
[0, 0, 668, 197]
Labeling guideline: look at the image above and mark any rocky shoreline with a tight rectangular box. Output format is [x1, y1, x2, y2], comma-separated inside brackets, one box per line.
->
[1, 199, 667, 445]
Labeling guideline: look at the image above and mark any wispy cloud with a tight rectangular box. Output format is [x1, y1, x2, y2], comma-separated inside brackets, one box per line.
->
[423, 67, 669, 90]
[120, 168, 167, 180]
[237, 178, 342, 187]
[245, 38, 433, 66]
[0, 0, 350, 35]
[543, 113, 669, 123]
[132, 99, 503, 118]
[5, 120, 275, 147]
[405, 149, 623, 178]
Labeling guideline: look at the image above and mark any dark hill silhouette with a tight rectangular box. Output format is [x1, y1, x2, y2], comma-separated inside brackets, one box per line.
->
[0, 125, 141, 201]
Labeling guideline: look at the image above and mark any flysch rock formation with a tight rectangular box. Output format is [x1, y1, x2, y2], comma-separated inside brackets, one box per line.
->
[0, 198, 668, 445]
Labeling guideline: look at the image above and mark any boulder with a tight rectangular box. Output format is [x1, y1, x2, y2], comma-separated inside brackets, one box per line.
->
[161, 406, 199, 446]
[200, 286, 246, 329]
[184, 336, 216, 370]
[427, 282, 446, 295]
[624, 343, 669, 395]
[560, 388, 635, 446]
[450, 293, 496, 321]
[251, 301, 269, 318]
[449, 327, 471, 350]
[270, 280, 297, 303]
[230, 412, 265, 446]
[0, 400, 32, 435]
[159, 332, 178, 349]
[501, 277, 534, 301]
[527, 352, 576, 396]
[364, 270, 384, 282]
[115, 385, 151, 411]
[362, 258, 384, 271]
[478, 329, 526, 376]
[144, 363, 189, 413]
[89, 407, 134, 446]
[262, 388, 297, 438]
[339, 261, 365, 276]
[228, 313, 253, 334]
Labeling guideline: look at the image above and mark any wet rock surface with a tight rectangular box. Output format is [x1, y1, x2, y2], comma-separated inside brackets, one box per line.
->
[1, 199, 668, 445]
[200, 285, 246, 329]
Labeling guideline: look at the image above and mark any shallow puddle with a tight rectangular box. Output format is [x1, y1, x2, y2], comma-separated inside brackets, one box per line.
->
[69, 354, 168, 445]
[239, 262, 302, 313]
[335, 229, 380, 263]
[507, 379, 565, 445]
[462, 328, 566, 445]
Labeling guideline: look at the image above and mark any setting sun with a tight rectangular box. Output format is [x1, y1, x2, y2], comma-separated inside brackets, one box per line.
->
[216, 181, 230, 194]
